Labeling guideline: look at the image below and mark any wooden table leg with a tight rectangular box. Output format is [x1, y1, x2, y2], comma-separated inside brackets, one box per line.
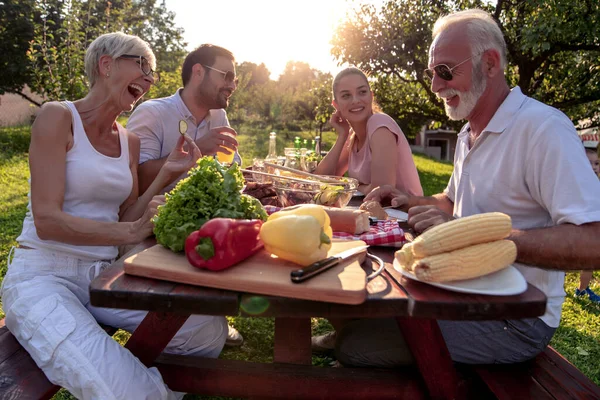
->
[273, 317, 312, 365]
[396, 317, 462, 400]
[125, 311, 190, 367]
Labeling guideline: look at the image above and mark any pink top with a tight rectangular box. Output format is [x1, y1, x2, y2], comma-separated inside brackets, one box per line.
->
[347, 113, 423, 196]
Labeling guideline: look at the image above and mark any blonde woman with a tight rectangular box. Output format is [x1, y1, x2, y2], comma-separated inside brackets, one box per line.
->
[1, 33, 226, 399]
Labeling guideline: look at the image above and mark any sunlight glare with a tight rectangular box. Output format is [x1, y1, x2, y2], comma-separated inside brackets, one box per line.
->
[166, 0, 383, 79]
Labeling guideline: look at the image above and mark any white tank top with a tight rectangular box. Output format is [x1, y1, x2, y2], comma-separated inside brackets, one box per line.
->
[17, 101, 133, 260]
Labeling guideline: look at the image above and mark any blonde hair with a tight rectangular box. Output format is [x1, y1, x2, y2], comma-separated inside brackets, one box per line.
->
[432, 9, 507, 70]
[332, 66, 381, 113]
[85, 32, 156, 87]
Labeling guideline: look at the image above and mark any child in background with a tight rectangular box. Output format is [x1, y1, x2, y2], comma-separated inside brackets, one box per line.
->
[576, 141, 600, 302]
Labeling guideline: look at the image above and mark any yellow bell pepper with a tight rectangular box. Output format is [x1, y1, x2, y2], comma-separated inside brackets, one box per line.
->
[267, 204, 333, 239]
[260, 212, 332, 266]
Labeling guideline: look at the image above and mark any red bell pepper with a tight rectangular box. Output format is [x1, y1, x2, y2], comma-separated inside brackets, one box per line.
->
[185, 218, 264, 271]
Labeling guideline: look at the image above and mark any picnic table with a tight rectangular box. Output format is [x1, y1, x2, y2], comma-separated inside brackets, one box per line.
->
[89, 223, 547, 399]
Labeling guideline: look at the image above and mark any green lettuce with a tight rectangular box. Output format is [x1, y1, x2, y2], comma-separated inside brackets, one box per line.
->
[153, 157, 268, 252]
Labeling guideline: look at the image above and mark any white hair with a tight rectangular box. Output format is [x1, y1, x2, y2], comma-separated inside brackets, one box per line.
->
[432, 9, 507, 69]
[85, 32, 156, 87]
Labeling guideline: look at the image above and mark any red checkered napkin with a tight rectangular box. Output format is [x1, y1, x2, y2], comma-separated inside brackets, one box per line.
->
[263, 205, 406, 248]
[333, 219, 406, 247]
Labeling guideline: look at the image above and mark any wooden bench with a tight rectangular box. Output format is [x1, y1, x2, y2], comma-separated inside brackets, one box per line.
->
[473, 346, 600, 400]
[0, 318, 117, 400]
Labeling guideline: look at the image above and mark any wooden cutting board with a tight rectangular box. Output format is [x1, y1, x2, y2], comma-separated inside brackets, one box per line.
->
[124, 240, 368, 305]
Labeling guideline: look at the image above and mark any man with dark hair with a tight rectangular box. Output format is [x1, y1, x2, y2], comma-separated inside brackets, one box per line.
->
[127, 44, 244, 347]
[128, 44, 241, 195]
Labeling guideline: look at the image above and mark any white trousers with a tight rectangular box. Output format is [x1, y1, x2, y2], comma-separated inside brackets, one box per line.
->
[1, 248, 227, 400]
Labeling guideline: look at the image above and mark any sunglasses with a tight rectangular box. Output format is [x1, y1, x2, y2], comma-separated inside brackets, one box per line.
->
[202, 65, 239, 85]
[424, 54, 478, 81]
[120, 54, 160, 82]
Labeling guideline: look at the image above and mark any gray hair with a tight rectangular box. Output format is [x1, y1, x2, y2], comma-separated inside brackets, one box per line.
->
[85, 32, 156, 87]
[432, 9, 507, 70]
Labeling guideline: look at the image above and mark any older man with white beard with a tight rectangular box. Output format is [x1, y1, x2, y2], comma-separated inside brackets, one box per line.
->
[327, 9, 600, 367]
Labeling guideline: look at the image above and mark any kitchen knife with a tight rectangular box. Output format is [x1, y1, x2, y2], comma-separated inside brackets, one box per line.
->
[290, 245, 370, 283]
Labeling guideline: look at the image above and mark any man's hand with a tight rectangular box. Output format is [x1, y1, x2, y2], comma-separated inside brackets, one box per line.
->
[161, 134, 202, 181]
[408, 205, 454, 233]
[364, 184, 411, 210]
[195, 126, 238, 156]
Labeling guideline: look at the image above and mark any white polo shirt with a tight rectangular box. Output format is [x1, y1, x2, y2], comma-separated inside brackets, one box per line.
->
[445, 87, 600, 328]
[127, 89, 241, 193]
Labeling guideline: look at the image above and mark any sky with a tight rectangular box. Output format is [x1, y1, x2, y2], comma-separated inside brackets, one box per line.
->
[164, 0, 384, 79]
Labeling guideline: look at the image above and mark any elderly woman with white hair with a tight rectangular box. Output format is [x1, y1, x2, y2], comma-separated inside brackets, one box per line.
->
[1, 32, 227, 399]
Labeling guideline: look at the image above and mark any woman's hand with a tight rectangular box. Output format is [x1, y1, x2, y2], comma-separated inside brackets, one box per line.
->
[161, 134, 202, 183]
[329, 110, 351, 139]
[134, 195, 165, 241]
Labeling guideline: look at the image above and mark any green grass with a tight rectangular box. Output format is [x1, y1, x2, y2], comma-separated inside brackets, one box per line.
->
[0, 125, 598, 400]
[0, 125, 31, 318]
[551, 273, 600, 384]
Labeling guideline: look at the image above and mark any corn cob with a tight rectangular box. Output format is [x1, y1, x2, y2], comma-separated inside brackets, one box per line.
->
[411, 212, 512, 258]
[395, 243, 417, 272]
[413, 240, 516, 282]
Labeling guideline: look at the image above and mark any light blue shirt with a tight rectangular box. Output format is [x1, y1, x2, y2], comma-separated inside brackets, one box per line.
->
[127, 88, 241, 193]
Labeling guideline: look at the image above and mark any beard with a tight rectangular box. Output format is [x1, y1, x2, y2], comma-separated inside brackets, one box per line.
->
[438, 62, 487, 121]
[198, 78, 230, 109]
[216, 90, 230, 109]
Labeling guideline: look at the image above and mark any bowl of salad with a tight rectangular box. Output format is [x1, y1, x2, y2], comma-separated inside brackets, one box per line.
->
[271, 175, 358, 208]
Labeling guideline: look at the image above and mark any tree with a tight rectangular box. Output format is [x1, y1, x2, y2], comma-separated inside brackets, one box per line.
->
[277, 62, 320, 130]
[126, 0, 187, 73]
[331, 0, 600, 134]
[28, 0, 89, 103]
[3, 0, 187, 104]
[237, 62, 271, 86]
[311, 73, 333, 134]
[0, 0, 37, 102]
[278, 61, 318, 89]
[146, 67, 182, 99]
[227, 62, 277, 124]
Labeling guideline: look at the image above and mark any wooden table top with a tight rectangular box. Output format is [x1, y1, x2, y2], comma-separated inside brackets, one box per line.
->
[90, 239, 547, 321]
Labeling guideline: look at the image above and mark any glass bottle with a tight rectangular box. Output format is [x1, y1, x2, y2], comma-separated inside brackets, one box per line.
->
[300, 148, 308, 172]
[314, 136, 321, 156]
[294, 137, 301, 154]
[299, 139, 309, 171]
[265, 131, 278, 165]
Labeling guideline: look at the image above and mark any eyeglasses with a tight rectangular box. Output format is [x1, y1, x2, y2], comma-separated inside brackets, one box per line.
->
[424, 54, 478, 81]
[119, 54, 160, 82]
[202, 65, 238, 85]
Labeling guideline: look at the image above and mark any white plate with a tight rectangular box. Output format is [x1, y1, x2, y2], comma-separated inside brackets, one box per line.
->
[353, 190, 365, 197]
[393, 259, 527, 296]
